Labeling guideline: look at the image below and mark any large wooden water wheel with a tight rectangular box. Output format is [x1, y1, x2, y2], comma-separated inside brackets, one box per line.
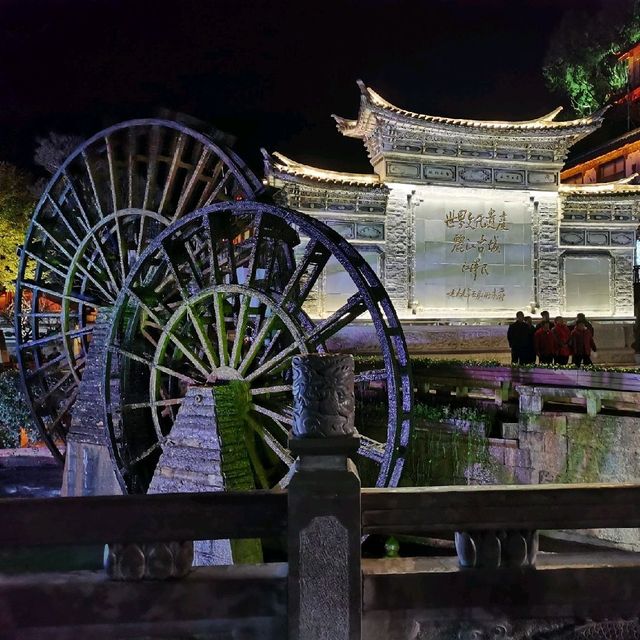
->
[101, 202, 413, 492]
[14, 119, 261, 461]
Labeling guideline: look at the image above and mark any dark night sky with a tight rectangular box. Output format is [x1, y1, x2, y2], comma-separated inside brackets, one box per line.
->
[0, 0, 606, 177]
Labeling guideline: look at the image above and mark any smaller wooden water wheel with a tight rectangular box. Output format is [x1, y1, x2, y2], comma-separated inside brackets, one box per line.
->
[14, 119, 261, 460]
[102, 201, 413, 492]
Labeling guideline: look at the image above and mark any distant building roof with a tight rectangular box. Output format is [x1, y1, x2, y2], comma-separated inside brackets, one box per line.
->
[562, 127, 640, 179]
[559, 174, 640, 196]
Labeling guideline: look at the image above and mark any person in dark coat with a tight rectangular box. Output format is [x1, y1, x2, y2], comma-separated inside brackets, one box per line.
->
[552, 316, 571, 365]
[523, 316, 536, 364]
[534, 321, 555, 365]
[569, 320, 597, 367]
[569, 313, 594, 337]
[507, 311, 530, 365]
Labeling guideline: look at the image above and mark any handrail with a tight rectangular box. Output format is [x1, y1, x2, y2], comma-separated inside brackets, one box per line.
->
[0, 490, 287, 547]
[3, 483, 640, 548]
[362, 482, 640, 535]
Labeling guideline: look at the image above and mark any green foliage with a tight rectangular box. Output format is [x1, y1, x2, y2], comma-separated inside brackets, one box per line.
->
[0, 369, 38, 448]
[543, 0, 640, 115]
[0, 163, 36, 292]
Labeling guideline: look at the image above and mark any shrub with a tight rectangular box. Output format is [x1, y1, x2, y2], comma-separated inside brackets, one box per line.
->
[0, 369, 38, 448]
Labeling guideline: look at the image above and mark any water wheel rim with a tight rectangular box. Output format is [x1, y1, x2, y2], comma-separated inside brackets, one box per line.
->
[15, 119, 261, 461]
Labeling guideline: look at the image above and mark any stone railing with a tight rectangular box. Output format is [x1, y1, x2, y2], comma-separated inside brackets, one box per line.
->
[3, 355, 640, 639]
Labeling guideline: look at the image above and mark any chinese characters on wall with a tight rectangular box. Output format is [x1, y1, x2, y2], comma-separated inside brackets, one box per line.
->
[444, 208, 509, 302]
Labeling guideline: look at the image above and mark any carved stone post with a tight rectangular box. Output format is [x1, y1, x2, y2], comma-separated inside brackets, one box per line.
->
[288, 354, 361, 640]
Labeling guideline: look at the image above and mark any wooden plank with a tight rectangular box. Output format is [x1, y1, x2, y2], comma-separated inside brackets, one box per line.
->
[0, 491, 287, 547]
[362, 483, 640, 534]
[0, 564, 286, 638]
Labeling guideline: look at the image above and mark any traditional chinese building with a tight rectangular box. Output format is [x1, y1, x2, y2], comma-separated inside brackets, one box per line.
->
[265, 81, 640, 337]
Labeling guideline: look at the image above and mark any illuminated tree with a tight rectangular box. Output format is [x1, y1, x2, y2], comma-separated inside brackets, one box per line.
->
[544, 0, 640, 115]
[34, 131, 83, 175]
[0, 163, 35, 292]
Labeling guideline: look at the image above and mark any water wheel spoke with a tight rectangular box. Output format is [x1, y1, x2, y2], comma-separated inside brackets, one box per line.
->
[184, 243, 206, 290]
[123, 397, 183, 411]
[44, 389, 79, 435]
[202, 166, 233, 207]
[44, 194, 82, 244]
[306, 293, 367, 347]
[127, 128, 135, 208]
[109, 345, 154, 367]
[245, 342, 299, 383]
[136, 209, 148, 257]
[212, 291, 229, 366]
[60, 173, 93, 233]
[81, 150, 104, 220]
[111, 210, 128, 283]
[84, 229, 122, 293]
[203, 212, 223, 287]
[358, 436, 386, 464]
[196, 159, 224, 208]
[25, 352, 67, 379]
[34, 369, 74, 407]
[280, 240, 331, 310]
[160, 245, 191, 303]
[243, 430, 271, 490]
[127, 441, 161, 466]
[173, 147, 211, 221]
[19, 326, 90, 350]
[237, 314, 277, 376]
[166, 332, 211, 379]
[244, 211, 264, 285]
[246, 414, 294, 466]
[186, 306, 219, 369]
[105, 135, 120, 212]
[230, 294, 251, 368]
[69, 251, 118, 303]
[158, 133, 186, 215]
[255, 328, 283, 367]
[251, 402, 294, 429]
[250, 384, 292, 396]
[154, 363, 198, 386]
[276, 465, 297, 490]
[32, 220, 78, 263]
[124, 286, 165, 327]
[23, 248, 69, 280]
[142, 124, 162, 210]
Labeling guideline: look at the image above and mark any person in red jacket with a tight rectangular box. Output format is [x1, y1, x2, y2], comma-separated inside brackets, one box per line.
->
[534, 321, 555, 365]
[552, 316, 571, 365]
[569, 320, 597, 367]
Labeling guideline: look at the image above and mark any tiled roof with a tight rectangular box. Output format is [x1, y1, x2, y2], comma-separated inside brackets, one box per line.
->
[263, 150, 384, 188]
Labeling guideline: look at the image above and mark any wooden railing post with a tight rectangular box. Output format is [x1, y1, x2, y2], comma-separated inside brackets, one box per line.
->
[288, 354, 361, 640]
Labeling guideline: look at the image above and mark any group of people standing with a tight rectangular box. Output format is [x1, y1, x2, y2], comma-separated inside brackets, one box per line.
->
[507, 311, 597, 367]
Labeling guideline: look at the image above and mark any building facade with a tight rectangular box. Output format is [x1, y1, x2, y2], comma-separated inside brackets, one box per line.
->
[265, 81, 640, 322]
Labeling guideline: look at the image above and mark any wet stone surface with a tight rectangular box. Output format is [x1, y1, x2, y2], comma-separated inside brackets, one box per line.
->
[0, 448, 62, 499]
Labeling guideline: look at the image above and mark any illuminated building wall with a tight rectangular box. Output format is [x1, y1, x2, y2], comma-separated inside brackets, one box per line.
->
[265, 82, 640, 320]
